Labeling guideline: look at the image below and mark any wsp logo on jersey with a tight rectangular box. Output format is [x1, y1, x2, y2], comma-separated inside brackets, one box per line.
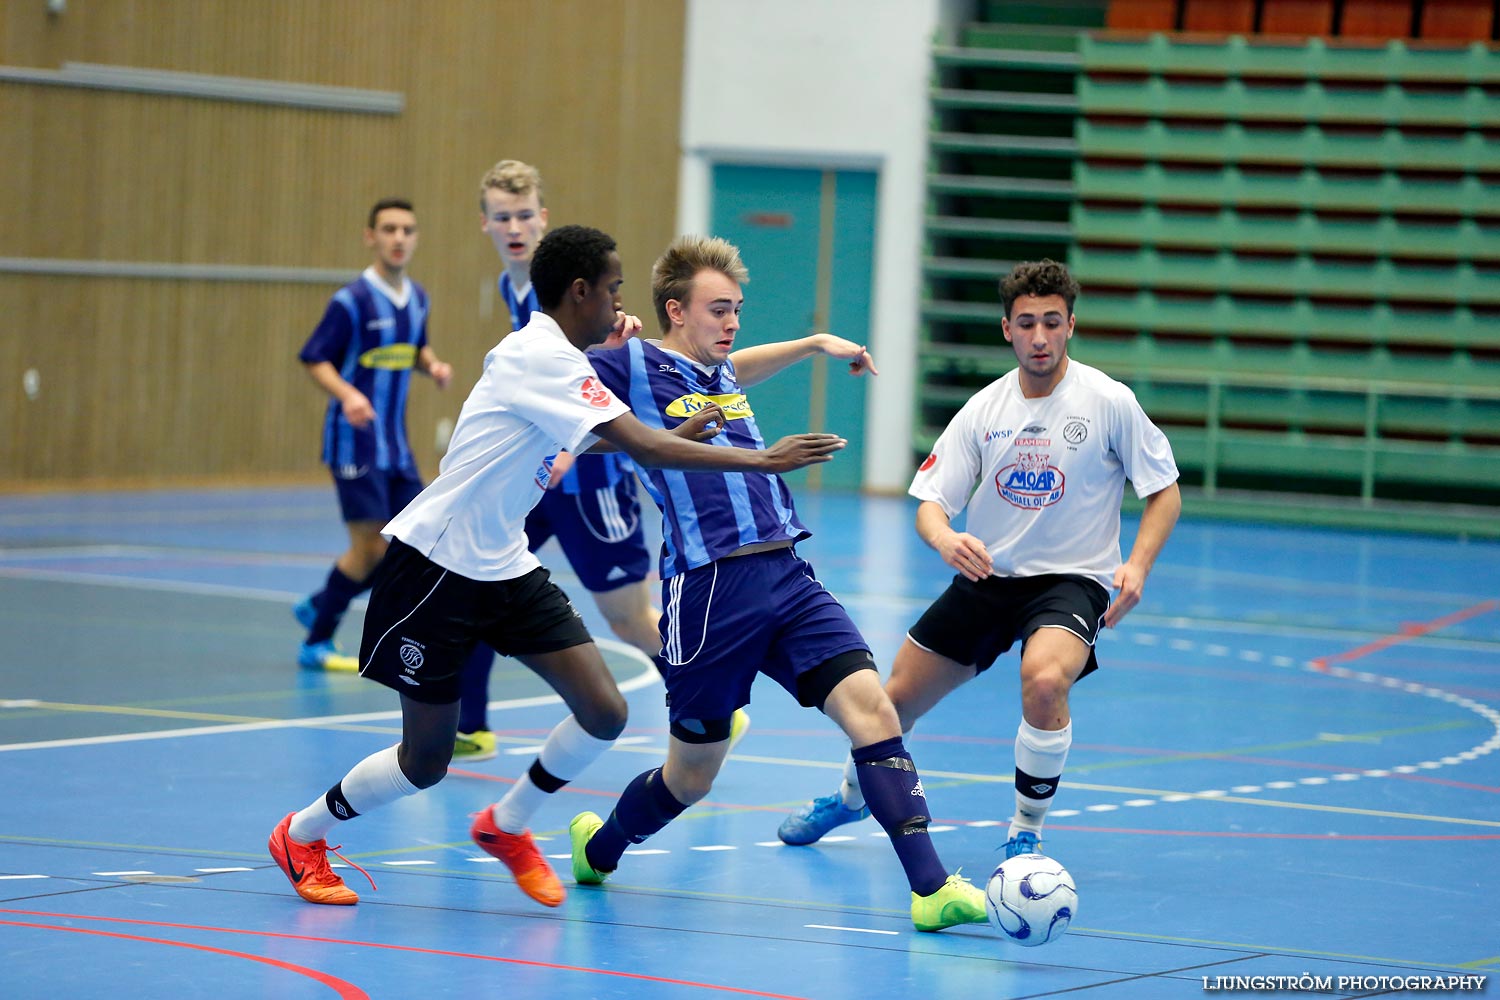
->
[996, 453, 1065, 508]
[666, 392, 752, 420]
[358, 343, 418, 370]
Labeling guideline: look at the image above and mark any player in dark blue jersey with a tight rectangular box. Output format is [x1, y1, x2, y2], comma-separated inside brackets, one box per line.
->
[569, 235, 990, 932]
[462, 161, 747, 759]
[294, 199, 455, 670]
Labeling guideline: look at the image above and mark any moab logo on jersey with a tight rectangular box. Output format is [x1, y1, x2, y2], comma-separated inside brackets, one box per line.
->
[996, 452, 1065, 508]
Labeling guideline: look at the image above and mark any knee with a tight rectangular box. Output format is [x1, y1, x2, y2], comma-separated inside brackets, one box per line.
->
[1020, 662, 1071, 714]
[664, 764, 716, 806]
[575, 692, 629, 742]
[397, 743, 451, 790]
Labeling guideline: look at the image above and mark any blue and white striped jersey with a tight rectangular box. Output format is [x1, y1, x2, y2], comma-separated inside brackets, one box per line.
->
[300, 267, 429, 474]
[499, 270, 634, 496]
[587, 338, 810, 578]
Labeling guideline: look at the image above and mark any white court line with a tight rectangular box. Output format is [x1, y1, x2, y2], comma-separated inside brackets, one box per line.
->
[0, 637, 659, 753]
[805, 925, 899, 936]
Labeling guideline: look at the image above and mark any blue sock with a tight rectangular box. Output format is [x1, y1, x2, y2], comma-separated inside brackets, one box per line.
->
[457, 645, 496, 733]
[586, 768, 687, 873]
[853, 736, 947, 897]
[306, 566, 367, 644]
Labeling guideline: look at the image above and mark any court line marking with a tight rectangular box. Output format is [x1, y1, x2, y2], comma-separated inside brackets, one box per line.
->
[0, 909, 816, 999]
[0, 916, 369, 999]
[0, 638, 659, 753]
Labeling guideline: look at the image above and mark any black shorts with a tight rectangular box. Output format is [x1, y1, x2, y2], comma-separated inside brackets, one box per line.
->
[908, 574, 1110, 679]
[358, 539, 593, 704]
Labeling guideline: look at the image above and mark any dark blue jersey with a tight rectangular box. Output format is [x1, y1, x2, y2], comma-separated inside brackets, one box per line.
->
[499, 270, 634, 496]
[300, 268, 429, 473]
[587, 338, 810, 578]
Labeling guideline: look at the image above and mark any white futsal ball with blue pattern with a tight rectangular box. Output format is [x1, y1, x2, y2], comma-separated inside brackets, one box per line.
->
[985, 854, 1077, 947]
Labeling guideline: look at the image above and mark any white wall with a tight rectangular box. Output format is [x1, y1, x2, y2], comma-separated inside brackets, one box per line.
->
[678, 0, 967, 492]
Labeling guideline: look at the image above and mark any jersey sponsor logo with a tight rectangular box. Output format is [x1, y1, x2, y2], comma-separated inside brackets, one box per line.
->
[985, 429, 1014, 443]
[580, 376, 615, 408]
[335, 463, 370, 480]
[1015, 436, 1051, 447]
[665, 392, 752, 420]
[919, 453, 937, 472]
[996, 453, 1065, 508]
[534, 454, 555, 490]
[365, 317, 396, 329]
[357, 342, 419, 370]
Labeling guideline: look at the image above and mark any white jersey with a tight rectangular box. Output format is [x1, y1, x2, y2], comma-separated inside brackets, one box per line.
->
[384, 312, 630, 580]
[910, 360, 1178, 590]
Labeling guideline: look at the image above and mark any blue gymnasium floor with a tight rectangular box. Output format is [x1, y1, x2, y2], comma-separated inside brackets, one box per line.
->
[1, 485, 1497, 999]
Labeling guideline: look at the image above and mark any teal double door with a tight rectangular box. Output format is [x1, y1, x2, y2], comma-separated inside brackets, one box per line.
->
[710, 163, 876, 492]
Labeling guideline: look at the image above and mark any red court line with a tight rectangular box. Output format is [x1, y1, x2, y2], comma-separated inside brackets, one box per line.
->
[1310, 600, 1500, 671]
[0, 909, 812, 1000]
[1047, 825, 1500, 841]
[0, 918, 367, 999]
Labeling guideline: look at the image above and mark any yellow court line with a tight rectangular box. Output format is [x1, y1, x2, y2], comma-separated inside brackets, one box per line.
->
[1076, 926, 1490, 973]
[6, 701, 277, 724]
[1456, 956, 1500, 969]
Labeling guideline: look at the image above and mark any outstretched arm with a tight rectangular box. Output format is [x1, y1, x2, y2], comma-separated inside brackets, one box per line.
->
[730, 333, 877, 387]
[592, 410, 844, 474]
[1104, 482, 1181, 628]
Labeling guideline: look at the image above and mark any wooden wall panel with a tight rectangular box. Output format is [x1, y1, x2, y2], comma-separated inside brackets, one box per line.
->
[1, 0, 687, 488]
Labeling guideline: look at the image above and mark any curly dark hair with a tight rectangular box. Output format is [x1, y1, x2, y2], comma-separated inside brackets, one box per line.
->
[999, 259, 1080, 318]
[532, 225, 618, 310]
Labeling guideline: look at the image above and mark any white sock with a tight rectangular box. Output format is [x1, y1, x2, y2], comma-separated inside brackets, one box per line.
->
[1009, 719, 1072, 839]
[837, 751, 865, 810]
[289, 744, 418, 843]
[490, 715, 613, 833]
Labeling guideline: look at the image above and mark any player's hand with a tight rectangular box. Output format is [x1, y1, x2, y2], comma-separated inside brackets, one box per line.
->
[1104, 562, 1147, 628]
[600, 311, 644, 349]
[936, 530, 992, 582]
[759, 433, 846, 472]
[546, 451, 575, 488]
[674, 403, 725, 442]
[341, 391, 376, 428]
[816, 333, 879, 377]
[427, 360, 453, 390]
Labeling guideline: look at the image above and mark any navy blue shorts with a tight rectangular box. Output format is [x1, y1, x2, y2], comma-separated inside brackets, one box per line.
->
[657, 547, 871, 722]
[330, 465, 423, 524]
[909, 573, 1109, 679]
[525, 477, 650, 593]
[359, 540, 593, 704]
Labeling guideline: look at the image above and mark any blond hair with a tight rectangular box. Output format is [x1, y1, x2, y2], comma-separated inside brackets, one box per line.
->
[479, 159, 544, 211]
[651, 235, 750, 333]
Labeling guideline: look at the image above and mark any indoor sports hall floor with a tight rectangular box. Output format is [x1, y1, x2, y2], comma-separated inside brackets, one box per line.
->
[1, 485, 1497, 999]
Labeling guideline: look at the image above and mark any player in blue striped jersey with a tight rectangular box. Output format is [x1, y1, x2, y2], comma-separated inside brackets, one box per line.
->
[462, 161, 746, 759]
[569, 235, 990, 932]
[294, 199, 454, 671]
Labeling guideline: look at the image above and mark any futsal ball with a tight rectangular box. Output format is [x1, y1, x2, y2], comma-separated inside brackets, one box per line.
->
[985, 854, 1077, 947]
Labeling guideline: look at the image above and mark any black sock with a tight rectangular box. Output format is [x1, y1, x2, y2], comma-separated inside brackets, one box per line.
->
[587, 768, 687, 872]
[306, 565, 366, 644]
[853, 736, 948, 897]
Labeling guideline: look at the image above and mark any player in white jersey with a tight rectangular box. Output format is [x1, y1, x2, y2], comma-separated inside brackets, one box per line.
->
[268, 225, 844, 912]
[777, 258, 1181, 860]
